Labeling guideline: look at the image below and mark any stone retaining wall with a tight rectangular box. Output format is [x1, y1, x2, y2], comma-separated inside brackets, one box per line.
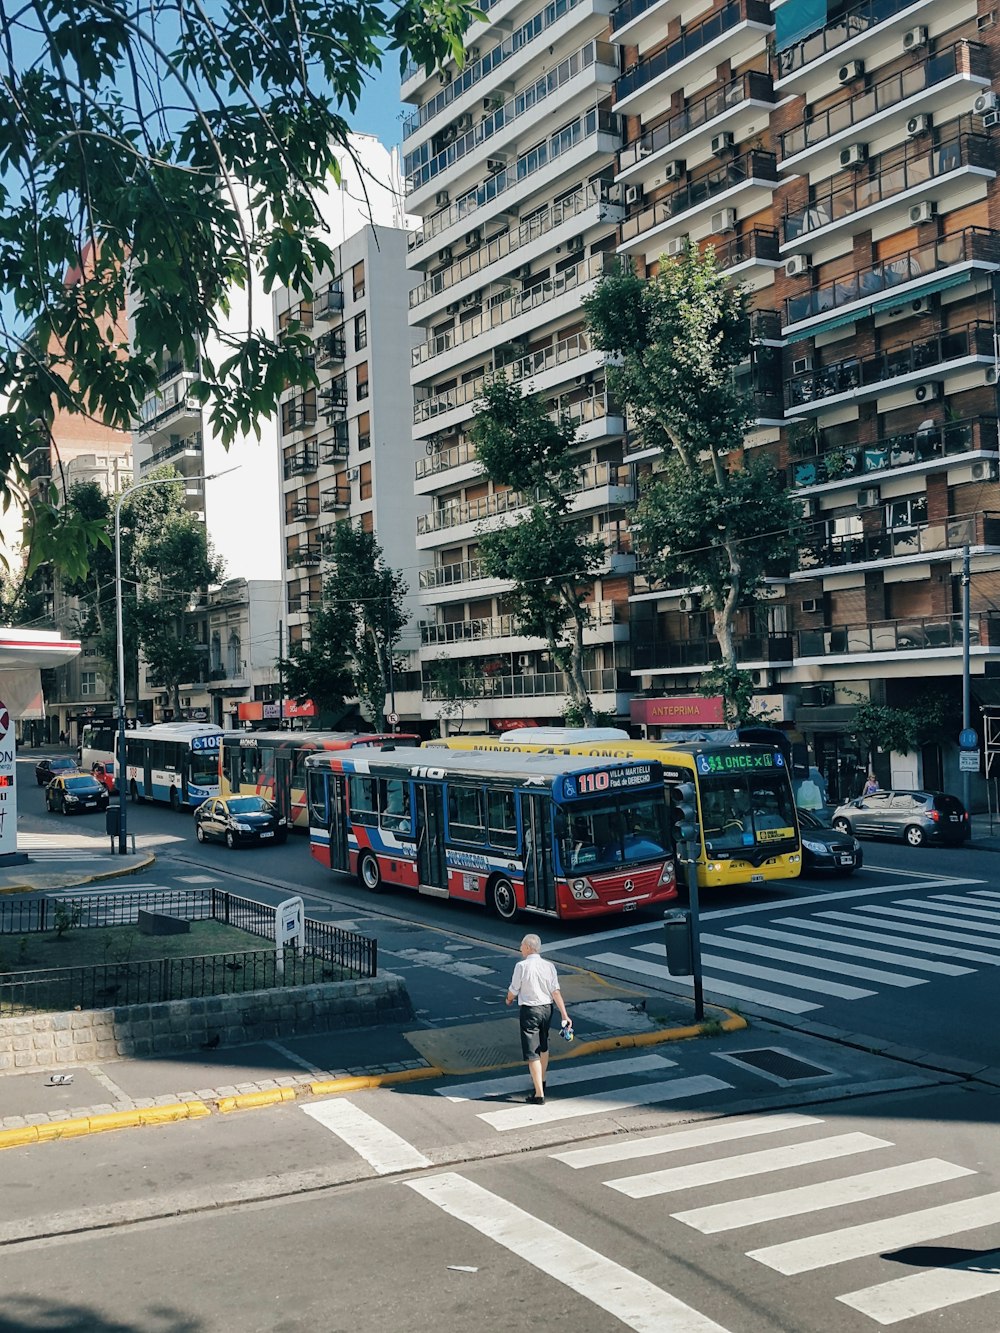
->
[0, 973, 412, 1071]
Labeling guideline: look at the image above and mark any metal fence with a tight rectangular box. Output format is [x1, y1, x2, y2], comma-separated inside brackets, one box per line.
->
[0, 888, 376, 1015]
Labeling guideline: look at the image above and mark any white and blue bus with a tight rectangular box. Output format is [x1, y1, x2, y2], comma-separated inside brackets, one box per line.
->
[124, 723, 223, 809]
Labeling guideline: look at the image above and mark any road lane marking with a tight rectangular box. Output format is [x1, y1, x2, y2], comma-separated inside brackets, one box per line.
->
[693, 932, 927, 987]
[440, 1054, 676, 1102]
[880, 902, 1000, 935]
[919, 895, 1000, 921]
[749, 1190, 1000, 1275]
[726, 924, 972, 975]
[606, 1132, 890, 1198]
[552, 1114, 824, 1169]
[778, 914, 1000, 965]
[635, 945, 875, 1001]
[587, 952, 821, 1014]
[477, 1075, 731, 1131]
[839, 1247, 1000, 1324]
[672, 1159, 974, 1234]
[301, 1099, 432, 1174]
[407, 1173, 736, 1333]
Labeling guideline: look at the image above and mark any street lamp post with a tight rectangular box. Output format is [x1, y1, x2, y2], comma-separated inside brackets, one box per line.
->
[113, 471, 229, 854]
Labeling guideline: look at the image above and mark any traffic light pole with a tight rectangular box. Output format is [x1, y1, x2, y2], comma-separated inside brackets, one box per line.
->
[685, 847, 705, 1023]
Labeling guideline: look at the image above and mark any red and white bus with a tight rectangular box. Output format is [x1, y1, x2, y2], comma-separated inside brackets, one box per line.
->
[305, 748, 677, 921]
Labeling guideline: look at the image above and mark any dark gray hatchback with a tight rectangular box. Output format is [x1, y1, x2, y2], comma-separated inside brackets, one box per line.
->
[831, 790, 970, 847]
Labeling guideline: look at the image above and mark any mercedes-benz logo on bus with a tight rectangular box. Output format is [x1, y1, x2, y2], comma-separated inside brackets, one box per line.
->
[624, 879, 635, 893]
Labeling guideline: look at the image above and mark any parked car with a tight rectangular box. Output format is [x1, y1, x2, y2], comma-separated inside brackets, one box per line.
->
[193, 795, 288, 849]
[45, 773, 111, 815]
[34, 756, 79, 787]
[798, 808, 862, 875]
[831, 790, 970, 847]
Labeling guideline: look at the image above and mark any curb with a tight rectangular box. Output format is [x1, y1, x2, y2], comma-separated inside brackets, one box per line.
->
[0, 849, 157, 895]
[0, 1099, 209, 1150]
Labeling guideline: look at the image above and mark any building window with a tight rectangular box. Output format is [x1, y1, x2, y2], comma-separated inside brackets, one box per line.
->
[357, 410, 370, 452]
[211, 632, 222, 673]
[355, 312, 367, 351]
[356, 361, 369, 401]
[359, 460, 373, 501]
[81, 671, 100, 697]
[227, 631, 241, 678]
[352, 260, 365, 301]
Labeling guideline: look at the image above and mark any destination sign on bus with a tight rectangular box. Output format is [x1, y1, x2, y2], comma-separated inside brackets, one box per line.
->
[190, 734, 221, 752]
[562, 764, 655, 798]
[696, 751, 783, 775]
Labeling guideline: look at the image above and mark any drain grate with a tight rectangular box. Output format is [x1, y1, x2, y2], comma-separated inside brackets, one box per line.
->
[719, 1047, 834, 1084]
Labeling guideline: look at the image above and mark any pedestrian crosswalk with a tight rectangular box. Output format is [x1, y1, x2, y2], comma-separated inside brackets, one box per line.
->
[578, 886, 1000, 1015]
[16, 833, 115, 861]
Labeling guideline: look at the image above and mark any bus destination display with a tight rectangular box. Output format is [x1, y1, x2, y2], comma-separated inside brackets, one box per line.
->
[564, 764, 655, 797]
[696, 751, 784, 775]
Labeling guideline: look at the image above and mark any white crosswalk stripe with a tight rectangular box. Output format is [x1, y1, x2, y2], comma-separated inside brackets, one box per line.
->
[725, 923, 972, 976]
[693, 932, 927, 987]
[589, 951, 822, 1014]
[839, 1249, 1000, 1325]
[553, 1114, 823, 1169]
[301, 1099, 432, 1174]
[477, 1074, 732, 1131]
[632, 942, 876, 999]
[440, 1053, 676, 1102]
[813, 911, 1000, 960]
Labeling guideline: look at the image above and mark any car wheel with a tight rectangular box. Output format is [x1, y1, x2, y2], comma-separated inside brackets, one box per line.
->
[359, 852, 382, 892]
[62, 801, 71, 816]
[196, 825, 206, 844]
[225, 830, 237, 850]
[169, 787, 180, 812]
[832, 818, 851, 834]
[489, 875, 519, 921]
[905, 824, 925, 848]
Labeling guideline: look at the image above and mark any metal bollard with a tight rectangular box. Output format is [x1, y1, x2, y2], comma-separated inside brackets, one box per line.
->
[663, 908, 693, 976]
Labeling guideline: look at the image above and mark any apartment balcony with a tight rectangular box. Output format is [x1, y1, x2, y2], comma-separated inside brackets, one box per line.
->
[564, 395, 626, 444]
[611, 0, 683, 47]
[796, 511, 1000, 579]
[418, 488, 526, 540]
[614, 0, 773, 118]
[286, 592, 321, 615]
[421, 664, 623, 700]
[795, 612, 1000, 662]
[401, 0, 615, 144]
[140, 431, 204, 472]
[136, 373, 201, 435]
[319, 384, 348, 421]
[280, 397, 317, 436]
[785, 322, 995, 416]
[784, 227, 1000, 340]
[781, 129, 995, 254]
[320, 483, 350, 512]
[419, 556, 490, 592]
[618, 150, 780, 256]
[406, 109, 621, 256]
[316, 331, 347, 367]
[411, 252, 613, 373]
[778, 41, 990, 175]
[415, 437, 481, 493]
[632, 632, 794, 674]
[420, 600, 620, 647]
[290, 497, 320, 523]
[405, 40, 617, 211]
[619, 73, 775, 185]
[790, 417, 1000, 492]
[775, 0, 943, 93]
[711, 227, 781, 285]
[282, 450, 318, 480]
[315, 283, 344, 319]
[288, 544, 323, 568]
[277, 301, 314, 338]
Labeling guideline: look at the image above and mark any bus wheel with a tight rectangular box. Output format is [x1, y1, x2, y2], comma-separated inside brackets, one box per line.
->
[359, 852, 382, 892]
[129, 780, 141, 803]
[169, 787, 180, 812]
[489, 876, 518, 921]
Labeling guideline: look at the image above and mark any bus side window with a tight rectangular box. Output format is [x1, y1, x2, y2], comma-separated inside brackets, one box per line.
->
[349, 775, 378, 826]
[307, 770, 327, 828]
[380, 779, 411, 833]
[239, 749, 260, 785]
[227, 748, 242, 790]
[449, 785, 485, 844]
[486, 789, 517, 849]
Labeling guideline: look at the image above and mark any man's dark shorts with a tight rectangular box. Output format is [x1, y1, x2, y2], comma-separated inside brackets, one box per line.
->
[519, 1003, 553, 1061]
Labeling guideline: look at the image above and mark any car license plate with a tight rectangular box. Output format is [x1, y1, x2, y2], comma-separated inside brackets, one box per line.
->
[839, 853, 853, 865]
[949, 815, 959, 822]
[260, 831, 274, 838]
[751, 874, 764, 884]
[621, 901, 636, 912]
[84, 801, 97, 808]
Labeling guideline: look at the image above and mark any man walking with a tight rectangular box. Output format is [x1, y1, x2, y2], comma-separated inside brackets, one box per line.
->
[506, 933, 571, 1105]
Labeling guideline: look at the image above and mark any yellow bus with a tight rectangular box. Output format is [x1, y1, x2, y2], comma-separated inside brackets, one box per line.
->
[426, 728, 801, 889]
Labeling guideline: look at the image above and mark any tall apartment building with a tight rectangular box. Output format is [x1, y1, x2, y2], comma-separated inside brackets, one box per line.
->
[274, 223, 425, 725]
[402, 2, 636, 731]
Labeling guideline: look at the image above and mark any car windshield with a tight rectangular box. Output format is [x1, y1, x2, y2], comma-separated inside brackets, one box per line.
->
[65, 777, 101, 792]
[51, 759, 76, 771]
[227, 797, 272, 814]
[797, 810, 826, 831]
[557, 796, 670, 874]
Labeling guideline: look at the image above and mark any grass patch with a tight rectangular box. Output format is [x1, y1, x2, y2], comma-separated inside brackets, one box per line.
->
[0, 921, 266, 972]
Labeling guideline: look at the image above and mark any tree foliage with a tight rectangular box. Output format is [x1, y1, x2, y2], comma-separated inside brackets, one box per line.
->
[585, 246, 802, 714]
[849, 694, 947, 767]
[278, 603, 355, 717]
[0, 0, 475, 572]
[424, 654, 485, 733]
[469, 375, 605, 723]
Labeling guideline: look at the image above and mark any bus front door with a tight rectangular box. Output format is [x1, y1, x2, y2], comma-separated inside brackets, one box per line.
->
[416, 783, 448, 894]
[522, 794, 555, 912]
[274, 753, 294, 824]
[328, 775, 350, 872]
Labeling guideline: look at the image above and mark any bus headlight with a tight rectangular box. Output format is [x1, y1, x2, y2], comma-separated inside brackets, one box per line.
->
[657, 860, 675, 886]
[570, 878, 597, 901]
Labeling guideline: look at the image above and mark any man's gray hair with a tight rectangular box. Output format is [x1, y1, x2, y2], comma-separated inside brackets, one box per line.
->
[521, 933, 542, 954]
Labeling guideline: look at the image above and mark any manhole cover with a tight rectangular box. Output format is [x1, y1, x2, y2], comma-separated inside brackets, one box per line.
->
[718, 1048, 833, 1084]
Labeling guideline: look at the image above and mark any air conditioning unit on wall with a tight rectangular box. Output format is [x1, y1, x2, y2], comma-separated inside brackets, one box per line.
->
[913, 382, 941, 403]
[838, 60, 864, 83]
[972, 459, 1000, 481]
[840, 143, 868, 168]
[909, 200, 937, 224]
[785, 254, 811, 278]
[857, 486, 881, 509]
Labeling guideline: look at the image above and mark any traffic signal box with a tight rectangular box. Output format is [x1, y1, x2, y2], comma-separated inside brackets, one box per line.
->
[669, 780, 700, 858]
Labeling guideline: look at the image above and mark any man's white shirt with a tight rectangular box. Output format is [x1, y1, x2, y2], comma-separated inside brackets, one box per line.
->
[508, 953, 561, 1006]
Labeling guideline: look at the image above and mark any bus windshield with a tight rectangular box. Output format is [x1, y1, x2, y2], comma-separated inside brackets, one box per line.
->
[700, 773, 798, 853]
[557, 795, 671, 874]
[191, 750, 220, 788]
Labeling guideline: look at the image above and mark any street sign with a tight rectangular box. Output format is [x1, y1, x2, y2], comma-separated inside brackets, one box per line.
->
[387, 712, 399, 725]
[960, 749, 981, 772]
[959, 727, 979, 749]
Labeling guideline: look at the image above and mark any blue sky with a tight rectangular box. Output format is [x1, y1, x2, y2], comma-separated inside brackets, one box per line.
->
[354, 60, 407, 150]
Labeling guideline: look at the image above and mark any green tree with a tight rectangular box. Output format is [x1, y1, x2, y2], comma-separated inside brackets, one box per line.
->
[584, 247, 802, 718]
[278, 603, 356, 717]
[0, 0, 474, 576]
[425, 654, 485, 733]
[849, 694, 946, 771]
[469, 375, 606, 724]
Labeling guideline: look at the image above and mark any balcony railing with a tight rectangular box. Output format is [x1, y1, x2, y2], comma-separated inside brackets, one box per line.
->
[290, 497, 320, 521]
[409, 182, 615, 298]
[778, 0, 940, 79]
[281, 398, 317, 435]
[321, 430, 349, 463]
[620, 150, 779, 245]
[422, 666, 621, 699]
[421, 601, 617, 645]
[289, 546, 323, 567]
[405, 41, 615, 195]
[137, 374, 201, 430]
[780, 42, 988, 159]
[321, 484, 350, 512]
[800, 511, 1000, 572]
[616, 0, 772, 103]
[283, 451, 318, 479]
[143, 431, 203, 470]
[713, 227, 780, 271]
[633, 633, 793, 671]
[278, 302, 313, 336]
[786, 229, 1000, 328]
[408, 107, 621, 249]
[620, 73, 774, 172]
[797, 612, 1000, 657]
[416, 437, 478, 479]
[786, 322, 994, 410]
[402, 0, 586, 141]
[315, 284, 344, 318]
[418, 488, 525, 534]
[316, 332, 346, 366]
[783, 129, 993, 243]
[791, 417, 1000, 488]
[419, 557, 489, 590]
[412, 252, 611, 367]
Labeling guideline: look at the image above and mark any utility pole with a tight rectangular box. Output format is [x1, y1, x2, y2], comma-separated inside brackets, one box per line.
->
[962, 544, 972, 812]
[277, 621, 284, 729]
[385, 592, 397, 731]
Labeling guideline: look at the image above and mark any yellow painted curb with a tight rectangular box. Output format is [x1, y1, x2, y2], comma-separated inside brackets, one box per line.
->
[564, 1013, 747, 1060]
[310, 1065, 444, 1098]
[0, 1100, 209, 1151]
[216, 1087, 299, 1113]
